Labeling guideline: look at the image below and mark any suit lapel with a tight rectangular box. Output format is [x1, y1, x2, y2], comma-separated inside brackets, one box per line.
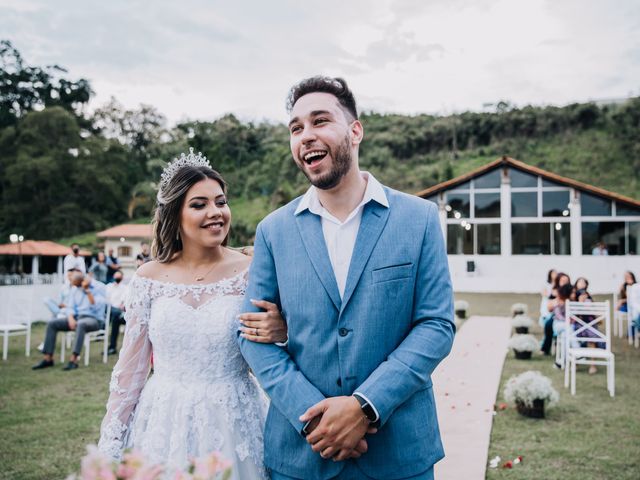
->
[341, 201, 390, 310]
[295, 211, 341, 311]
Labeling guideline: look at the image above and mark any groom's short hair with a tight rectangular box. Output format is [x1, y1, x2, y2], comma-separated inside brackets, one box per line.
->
[286, 76, 358, 121]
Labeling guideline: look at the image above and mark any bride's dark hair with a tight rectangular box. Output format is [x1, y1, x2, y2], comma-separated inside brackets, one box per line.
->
[152, 165, 228, 263]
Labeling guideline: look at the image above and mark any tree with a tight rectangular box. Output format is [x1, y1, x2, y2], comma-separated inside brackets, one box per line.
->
[0, 40, 93, 128]
[0, 107, 134, 240]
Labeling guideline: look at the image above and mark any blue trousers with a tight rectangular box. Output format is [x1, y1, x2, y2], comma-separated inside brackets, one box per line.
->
[270, 463, 434, 480]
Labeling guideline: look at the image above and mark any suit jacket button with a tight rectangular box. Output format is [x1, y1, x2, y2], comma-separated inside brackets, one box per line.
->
[337, 378, 342, 387]
[339, 328, 348, 337]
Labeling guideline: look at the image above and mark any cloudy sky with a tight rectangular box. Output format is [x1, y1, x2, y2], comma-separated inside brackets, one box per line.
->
[2, 0, 639, 125]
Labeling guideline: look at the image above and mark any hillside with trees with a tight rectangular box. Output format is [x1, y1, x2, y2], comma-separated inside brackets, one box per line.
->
[1, 40, 638, 247]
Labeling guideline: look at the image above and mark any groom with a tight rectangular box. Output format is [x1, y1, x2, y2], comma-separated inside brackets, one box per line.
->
[239, 76, 454, 480]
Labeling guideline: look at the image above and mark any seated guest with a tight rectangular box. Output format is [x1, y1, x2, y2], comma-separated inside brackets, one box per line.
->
[42, 269, 78, 320]
[616, 270, 637, 314]
[32, 271, 104, 371]
[105, 248, 121, 283]
[106, 270, 127, 355]
[540, 272, 570, 355]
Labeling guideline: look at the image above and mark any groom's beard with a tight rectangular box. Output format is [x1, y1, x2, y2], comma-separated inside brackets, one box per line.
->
[299, 135, 352, 191]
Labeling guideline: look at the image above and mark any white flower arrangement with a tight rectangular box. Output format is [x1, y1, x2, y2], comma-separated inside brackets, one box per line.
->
[504, 370, 559, 408]
[511, 315, 533, 328]
[454, 300, 469, 311]
[507, 334, 539, 352]
[511, 303, 528, 316]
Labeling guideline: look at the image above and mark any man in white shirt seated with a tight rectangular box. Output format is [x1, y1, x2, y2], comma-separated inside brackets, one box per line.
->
[106, 270, 127, 355]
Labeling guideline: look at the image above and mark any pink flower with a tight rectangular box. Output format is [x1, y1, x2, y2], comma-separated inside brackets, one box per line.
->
[79, 446, 116, 480]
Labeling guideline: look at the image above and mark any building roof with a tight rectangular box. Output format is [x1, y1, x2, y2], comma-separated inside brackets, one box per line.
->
[97, 224, 153, 239]
[415, 156, 640, 208]
[0, 240, 90, 257]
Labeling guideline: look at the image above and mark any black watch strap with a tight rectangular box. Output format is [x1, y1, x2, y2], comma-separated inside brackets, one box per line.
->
[353, 393, 377, 422]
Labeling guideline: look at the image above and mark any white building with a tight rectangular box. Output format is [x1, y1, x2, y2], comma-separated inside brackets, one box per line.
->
[97, 224, 152, 276]
[416, 156, 640, 294]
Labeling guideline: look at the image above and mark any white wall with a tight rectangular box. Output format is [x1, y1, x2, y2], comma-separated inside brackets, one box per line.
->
[0, 284, 62, 324]
[448, 254, 638, 294]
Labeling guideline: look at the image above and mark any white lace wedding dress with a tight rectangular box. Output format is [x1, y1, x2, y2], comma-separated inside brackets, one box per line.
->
[98, 270, 268, 479]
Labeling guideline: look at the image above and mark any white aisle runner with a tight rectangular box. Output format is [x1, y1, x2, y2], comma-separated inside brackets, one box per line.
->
[433, 316, 511, 480]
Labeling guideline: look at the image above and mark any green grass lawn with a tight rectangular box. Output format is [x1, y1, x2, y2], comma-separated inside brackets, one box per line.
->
[487, 332, 640, 479]
[2, 319, 639, 479]
[0, 324, 113, 480]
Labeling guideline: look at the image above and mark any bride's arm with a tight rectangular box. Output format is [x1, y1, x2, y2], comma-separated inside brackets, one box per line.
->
[98, 275, 153, 460]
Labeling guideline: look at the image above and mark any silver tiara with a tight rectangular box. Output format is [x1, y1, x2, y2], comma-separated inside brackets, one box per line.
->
[157, 148, 211, 203]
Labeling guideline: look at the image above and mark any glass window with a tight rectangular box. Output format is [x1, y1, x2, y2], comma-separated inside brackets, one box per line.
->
[581, 192, 611, 216]
[512, 223, 550, 254]
[629, 222, 640, 255]
[553, 222, 571, 255]
[543, 191, 570, 217]
[474, 170, 501, 189]
[510, 169, 538, 188]
[581, 222, 625, 255]
[446, 192, 470, 219]
[452, 180, 471, 190]
[117, 246, 132, 257]
[617, 202, 640, 217]
[511, 192, 537, 217]
[447, 224, 473, 254]
[542, 178, 563, 188]
[475, 192, 501, 217]
[477, 224, 501, 254]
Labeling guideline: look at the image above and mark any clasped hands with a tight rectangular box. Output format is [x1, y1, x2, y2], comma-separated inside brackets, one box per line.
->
[299, 396, 377, 462]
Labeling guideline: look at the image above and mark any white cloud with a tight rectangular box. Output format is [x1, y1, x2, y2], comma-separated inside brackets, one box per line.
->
[2, 0, 638, 124]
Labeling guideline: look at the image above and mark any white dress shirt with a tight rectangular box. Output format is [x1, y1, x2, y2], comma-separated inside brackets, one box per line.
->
[295, 171, 389, 421]
[106, 281, 128, 309]
[295, 172, 389, 298]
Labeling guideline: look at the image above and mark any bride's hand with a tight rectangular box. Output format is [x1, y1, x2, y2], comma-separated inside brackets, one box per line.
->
[239, 299, 288, 344]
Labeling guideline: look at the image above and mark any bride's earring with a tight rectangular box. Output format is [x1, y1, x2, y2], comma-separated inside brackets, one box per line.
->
[176, 230, 180, 242]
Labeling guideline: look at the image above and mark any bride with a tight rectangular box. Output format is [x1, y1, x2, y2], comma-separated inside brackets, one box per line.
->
[98, 149, 287, 479]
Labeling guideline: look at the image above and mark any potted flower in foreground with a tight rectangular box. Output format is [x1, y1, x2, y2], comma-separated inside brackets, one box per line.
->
[504, 370, 559, 418]
[66, 445, 231, 480]
[507, 334, 539, 359]
[511, 314, 533, 334]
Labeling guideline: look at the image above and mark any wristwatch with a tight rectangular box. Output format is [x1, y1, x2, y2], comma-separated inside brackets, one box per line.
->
[353, 393, 377, 423]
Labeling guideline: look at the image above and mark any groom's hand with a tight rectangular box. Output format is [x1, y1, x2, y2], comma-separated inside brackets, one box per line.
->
[300, 396, 376, 461]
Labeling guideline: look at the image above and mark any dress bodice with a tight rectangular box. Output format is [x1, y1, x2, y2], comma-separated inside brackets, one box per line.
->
[146, 276, 248, 383]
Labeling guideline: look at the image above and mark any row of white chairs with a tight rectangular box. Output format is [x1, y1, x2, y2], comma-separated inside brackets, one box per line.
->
[1, 291, 112, 365]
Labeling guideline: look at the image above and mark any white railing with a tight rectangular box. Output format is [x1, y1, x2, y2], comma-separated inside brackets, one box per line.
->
[0, 274, 63, 286]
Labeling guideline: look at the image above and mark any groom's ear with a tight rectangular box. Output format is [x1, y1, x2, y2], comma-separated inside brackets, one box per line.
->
[350, 120, 364, 146]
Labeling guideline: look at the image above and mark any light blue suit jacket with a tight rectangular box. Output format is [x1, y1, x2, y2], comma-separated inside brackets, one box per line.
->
[239, 186, 455, 480]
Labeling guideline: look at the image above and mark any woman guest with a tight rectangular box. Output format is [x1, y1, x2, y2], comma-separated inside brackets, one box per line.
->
[540, 272, 570, 355]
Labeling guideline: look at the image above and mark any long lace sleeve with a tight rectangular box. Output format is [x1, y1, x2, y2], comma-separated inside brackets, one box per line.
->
[98, 275, 154, 460]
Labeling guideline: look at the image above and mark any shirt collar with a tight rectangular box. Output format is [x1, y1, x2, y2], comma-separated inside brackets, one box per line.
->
[294, 171, 388, 216]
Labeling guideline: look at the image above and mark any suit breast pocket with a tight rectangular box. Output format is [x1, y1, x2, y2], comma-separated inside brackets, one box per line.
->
[371, 262, 413, 284]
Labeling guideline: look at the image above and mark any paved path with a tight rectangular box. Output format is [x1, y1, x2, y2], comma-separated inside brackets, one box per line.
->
[433, 316, 512, 480]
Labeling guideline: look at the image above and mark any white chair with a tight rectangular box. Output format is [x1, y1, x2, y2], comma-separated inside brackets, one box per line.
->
[627, 284, 640, 349]
[564, 301, 615, 397]
[61, 303, 111, 366]
[0, 287, 33, 361]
